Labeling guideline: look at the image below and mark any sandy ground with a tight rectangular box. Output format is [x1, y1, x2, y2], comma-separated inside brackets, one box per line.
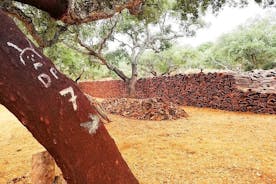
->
[0, 105, 276, 184]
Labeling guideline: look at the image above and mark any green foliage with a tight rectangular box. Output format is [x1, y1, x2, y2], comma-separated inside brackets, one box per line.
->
[138, 15, 276, 74]
[201, 17, 276, 71]
[138, 0, 174, 23]
[10, 0, 276, 81]
[139, 46, 201, 76]
[173, 0, 275, 21]
[44, 43, 112, 80]
[14, 2, 64, 45]
[105, 49, 132, 78]
[45, 15, 276, 80]
[262, 61, 276, 70]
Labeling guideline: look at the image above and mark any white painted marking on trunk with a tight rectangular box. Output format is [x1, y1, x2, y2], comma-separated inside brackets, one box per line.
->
[20, 48, 42, 65]
[38, 73, 52, 88]
[50, 67, 59, 79]
[59, 87, 78, 111]
[7, 42, 23, 52]
[33, 62, 43, 70]
[7, 41, 42, 65]
[80, 114, 100, 135]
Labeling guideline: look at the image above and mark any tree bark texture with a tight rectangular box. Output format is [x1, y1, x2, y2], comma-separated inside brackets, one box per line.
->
[0, 10, 138, 184]
[15, 0, 68, 19]
[14, 0, 143, 24]
[129, 62, 138, 97]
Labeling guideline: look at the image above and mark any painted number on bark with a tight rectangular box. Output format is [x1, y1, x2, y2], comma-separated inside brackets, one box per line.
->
[7, 40, 78, 110]
[7, 40, 100, 134]
[59, 87, 78, 111]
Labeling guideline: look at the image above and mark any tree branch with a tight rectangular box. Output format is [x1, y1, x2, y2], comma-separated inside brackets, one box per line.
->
[12, 0, 143, 24]
[63, 0, 143, 24]
[114, 37, 134, 50]
[2, 1, 44, 47]
[2, 1, 68, 48]
[75, 69, 84, 83]
[46, 25, 68, 47]
[140, 63, 157, 76]
[75, 32, 130, 82]
[98, 18, 118, 54]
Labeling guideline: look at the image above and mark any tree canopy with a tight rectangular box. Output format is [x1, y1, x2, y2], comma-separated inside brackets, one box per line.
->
[1, 0, 275, 88]
[199, 16, 276, 71]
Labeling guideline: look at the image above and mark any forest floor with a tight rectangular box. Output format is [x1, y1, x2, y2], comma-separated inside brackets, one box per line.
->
[0, 105, 276, 184]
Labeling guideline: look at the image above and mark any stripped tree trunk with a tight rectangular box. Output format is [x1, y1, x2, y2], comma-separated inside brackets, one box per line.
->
[15, 0, 68, 19]
[0, 10, 138, 184]
[129, 62, 138, 97]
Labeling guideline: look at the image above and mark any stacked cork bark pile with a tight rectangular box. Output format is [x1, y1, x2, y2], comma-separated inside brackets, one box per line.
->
[79, 70, 276, 114]
[101, 98, 188, 120]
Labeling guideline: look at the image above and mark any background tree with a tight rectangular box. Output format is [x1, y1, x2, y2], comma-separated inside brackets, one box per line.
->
[57, 8, 186, 96]
[110, 11, 185, 96]
[139, 45, 200, 76]
[200, 16, 276, 71]
[1, 0, 275, 93]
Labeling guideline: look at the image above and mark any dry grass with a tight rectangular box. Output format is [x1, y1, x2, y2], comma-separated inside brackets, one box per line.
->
[0, 105, 276, 183]
[0, 106, 44, 184]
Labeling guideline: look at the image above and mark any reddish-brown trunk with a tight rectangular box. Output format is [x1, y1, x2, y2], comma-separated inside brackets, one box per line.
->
[15, 0, 68, 19]
[13, 0, 143, 24]
[128, 63, 138, 97]
[0, 10, 138, 184]
[128, 77, 137, 97]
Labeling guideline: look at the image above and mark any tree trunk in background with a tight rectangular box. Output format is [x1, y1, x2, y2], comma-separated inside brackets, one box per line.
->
[251, 53, 258, 67]
[0, 10, 138, 184]
[129, 77, 138, 98]
[129, 62, 138, 97]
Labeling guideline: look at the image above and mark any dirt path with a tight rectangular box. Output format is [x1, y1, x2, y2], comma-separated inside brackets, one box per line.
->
[0, 105, 275, 183]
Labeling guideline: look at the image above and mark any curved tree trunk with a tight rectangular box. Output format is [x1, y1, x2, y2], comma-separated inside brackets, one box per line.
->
[0, 10, 138, 184]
